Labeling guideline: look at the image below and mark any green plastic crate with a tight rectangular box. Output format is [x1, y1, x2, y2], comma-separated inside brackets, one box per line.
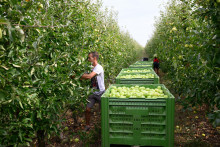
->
[116, 72, 159, 84]
[135, 61, 153, 65]
[119, 68, 154, 74]
[101, 84, 175, 147]
[129, 64, 153, 68]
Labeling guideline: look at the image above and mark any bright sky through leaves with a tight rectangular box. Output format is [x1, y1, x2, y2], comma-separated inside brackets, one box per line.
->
[102, 0, 169, 47]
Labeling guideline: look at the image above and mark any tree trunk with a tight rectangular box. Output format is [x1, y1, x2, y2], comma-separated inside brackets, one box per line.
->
[37, 130, 45, 147]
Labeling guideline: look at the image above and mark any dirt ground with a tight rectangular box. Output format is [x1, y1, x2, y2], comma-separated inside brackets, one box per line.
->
[46, 70, 220, 147]
[160, 71, 220, 147]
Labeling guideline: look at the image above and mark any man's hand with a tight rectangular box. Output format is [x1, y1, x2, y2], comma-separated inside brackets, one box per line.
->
[70, 74, 76, 79]
[80, 72, 96, 80]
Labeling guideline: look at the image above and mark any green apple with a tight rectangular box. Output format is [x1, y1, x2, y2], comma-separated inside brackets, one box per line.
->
[74, 138, 79, 143]
[64, 127, 68, 131]
[164, 95, 168, 98]
[111, 86, 117, 89]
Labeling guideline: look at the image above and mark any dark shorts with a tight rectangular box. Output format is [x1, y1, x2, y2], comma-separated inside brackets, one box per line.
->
[87, 91, 105, 108]
[153, 62, 159, 69]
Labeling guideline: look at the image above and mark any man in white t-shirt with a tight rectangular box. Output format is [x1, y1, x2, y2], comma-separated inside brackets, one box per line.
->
[80, 51, 105, 131]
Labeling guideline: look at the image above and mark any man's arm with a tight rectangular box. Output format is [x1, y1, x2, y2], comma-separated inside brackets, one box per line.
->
[80, 71, 97, 80]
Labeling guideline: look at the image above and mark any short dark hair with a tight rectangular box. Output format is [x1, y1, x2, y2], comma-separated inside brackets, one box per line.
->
[89, 51, 99, 60]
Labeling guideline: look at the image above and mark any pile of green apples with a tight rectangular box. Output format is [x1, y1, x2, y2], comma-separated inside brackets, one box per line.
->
[118, 73, 154, 79]
[123, 69, 151, 73]
[131, 64, 151, 67]
[109, 85, 168, 98]
[135, 62, 153, 64]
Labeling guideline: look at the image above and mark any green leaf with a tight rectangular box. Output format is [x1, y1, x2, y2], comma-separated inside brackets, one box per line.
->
[32, 41, 37, 49]
[0, 45, 5, 50]
[19, 129, 22, 142]
[0, 28, 2, 39]
[37, 111, 42, 119]
[12, 64, 21, 68]
[22, 118, 31, 123]
[19, 101, 24, 109]
[31, 67, 35, 75]
[24, 138, 32, 142]
[0, 65, 9, 70]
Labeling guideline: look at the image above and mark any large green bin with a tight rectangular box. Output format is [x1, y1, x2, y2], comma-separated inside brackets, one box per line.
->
[101, 84, 175, 147]
[116, 72, 159, 84]
[134, 61, 153, 65]
[119, 68, 154, 74]
[129, 64, 152, 68]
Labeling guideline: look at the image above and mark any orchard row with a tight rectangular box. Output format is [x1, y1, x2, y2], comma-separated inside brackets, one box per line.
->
[0, 0, 143, 146]
[145, 0, 220, 127]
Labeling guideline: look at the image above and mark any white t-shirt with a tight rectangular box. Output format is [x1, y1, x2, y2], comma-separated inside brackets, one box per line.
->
[92, 64, 105, 93]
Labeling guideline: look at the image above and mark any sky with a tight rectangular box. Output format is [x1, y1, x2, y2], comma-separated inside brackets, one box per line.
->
[101, 0, 170, 47]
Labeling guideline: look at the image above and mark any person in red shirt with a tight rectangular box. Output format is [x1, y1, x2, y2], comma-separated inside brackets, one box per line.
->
[153, 55, 159, 75]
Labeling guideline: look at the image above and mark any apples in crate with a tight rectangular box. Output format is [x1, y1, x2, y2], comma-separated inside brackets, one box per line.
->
[118, 73, 154, 79]
[109, 85, 168, 98]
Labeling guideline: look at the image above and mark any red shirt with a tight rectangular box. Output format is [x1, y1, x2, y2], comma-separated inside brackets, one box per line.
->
[154, 58, 159, 63]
